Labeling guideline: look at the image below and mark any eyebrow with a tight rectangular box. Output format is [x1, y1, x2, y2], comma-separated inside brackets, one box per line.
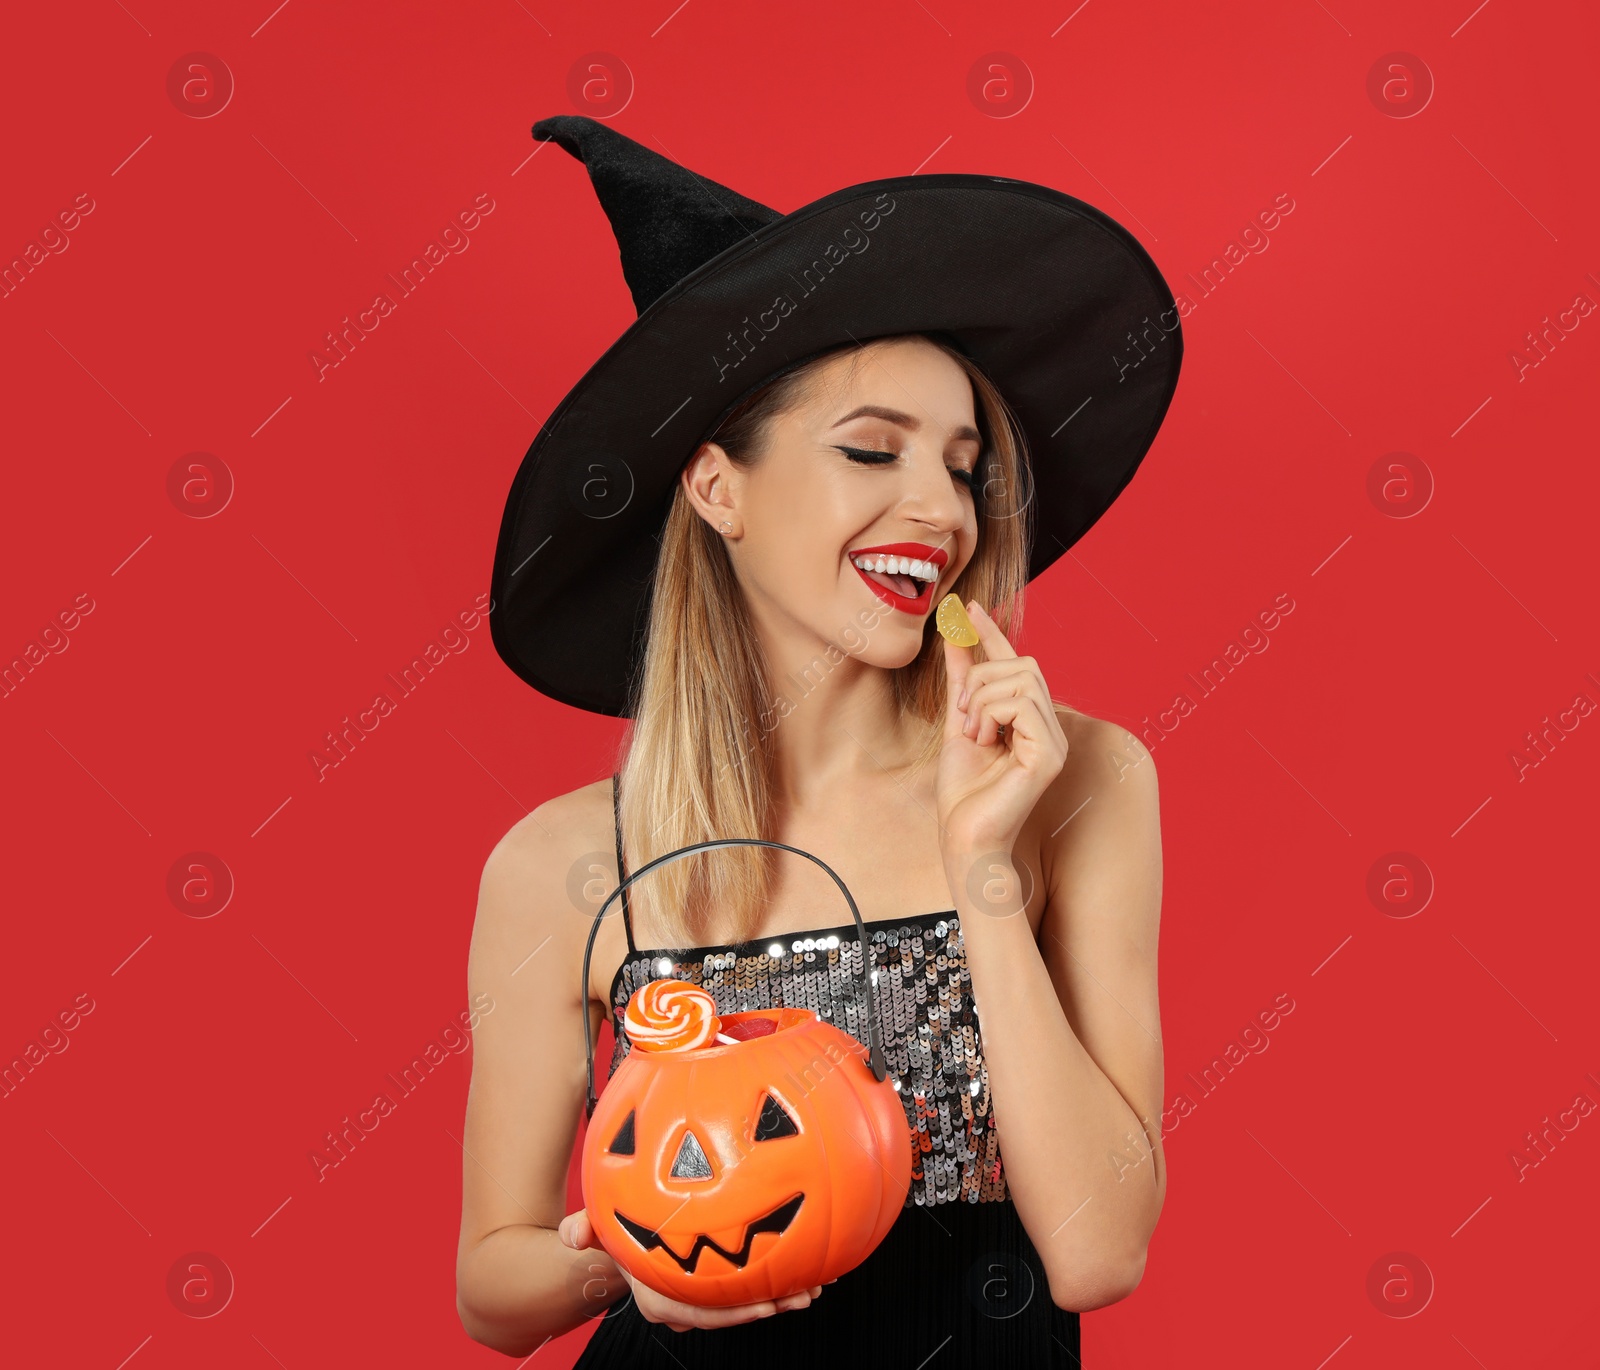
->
[829, 404, 981, 447]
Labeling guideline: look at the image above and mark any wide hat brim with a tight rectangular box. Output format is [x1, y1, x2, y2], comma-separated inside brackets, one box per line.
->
[490, 172, 1183, 718]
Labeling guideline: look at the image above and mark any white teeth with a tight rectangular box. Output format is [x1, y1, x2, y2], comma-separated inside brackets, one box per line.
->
[850, 553, 940, 584]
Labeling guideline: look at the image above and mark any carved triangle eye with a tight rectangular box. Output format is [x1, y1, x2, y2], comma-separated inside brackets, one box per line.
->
[754, 1093, 798, 1140]
[608, 1110, 636, 1155]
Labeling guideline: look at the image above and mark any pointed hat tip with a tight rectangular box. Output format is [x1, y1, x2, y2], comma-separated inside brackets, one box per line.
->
[532, 114, 614, 162]
[524, 113, 782, 315]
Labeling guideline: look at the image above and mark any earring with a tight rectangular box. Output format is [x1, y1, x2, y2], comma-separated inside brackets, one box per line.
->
[719, 520, 732, 535]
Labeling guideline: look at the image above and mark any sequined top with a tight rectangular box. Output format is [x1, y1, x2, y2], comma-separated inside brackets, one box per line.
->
[610, 905, 1009, 1210]
[579, 775, 1080, 1368]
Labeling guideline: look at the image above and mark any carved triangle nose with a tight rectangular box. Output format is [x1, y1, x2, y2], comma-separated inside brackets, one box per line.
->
[669, 1128, 713, 1180]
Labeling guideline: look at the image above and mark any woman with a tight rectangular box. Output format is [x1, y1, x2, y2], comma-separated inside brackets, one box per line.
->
[456, 115, 1182, 1366]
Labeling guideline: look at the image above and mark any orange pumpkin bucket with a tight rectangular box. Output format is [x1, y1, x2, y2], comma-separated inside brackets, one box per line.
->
[579, 838, 914, 1307]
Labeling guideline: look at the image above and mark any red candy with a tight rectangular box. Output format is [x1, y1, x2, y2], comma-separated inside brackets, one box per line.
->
[719, 1016, 779, 1041]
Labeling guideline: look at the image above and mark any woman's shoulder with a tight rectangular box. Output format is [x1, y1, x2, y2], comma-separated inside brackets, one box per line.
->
[1049, 701, 1155, 781]
[1035, 702, 1159, 843]
[487, 776, 615, 866]
[474, 777, 618, 949]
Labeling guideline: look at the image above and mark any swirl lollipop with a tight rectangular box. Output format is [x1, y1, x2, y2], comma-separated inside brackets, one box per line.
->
[623, 979, 723, 1052]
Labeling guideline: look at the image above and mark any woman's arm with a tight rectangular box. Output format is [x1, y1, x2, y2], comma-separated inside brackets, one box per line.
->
[943, 711, 1166, 1312]
[454, 789, 825, 1353]
[454, 798, 627, 1355]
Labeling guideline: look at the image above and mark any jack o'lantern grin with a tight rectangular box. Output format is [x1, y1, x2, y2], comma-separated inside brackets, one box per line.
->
[614, 1193, 805, 1273]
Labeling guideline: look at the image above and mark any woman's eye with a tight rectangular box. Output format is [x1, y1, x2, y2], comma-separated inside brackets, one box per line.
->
[836, 445, 897, 466]
[837, 446, 977, 491]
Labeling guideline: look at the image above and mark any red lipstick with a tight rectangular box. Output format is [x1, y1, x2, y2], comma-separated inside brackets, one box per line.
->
[847, 542, 948, 616]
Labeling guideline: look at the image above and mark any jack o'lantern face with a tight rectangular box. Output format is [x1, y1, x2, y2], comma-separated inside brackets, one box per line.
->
[581, 1006, 912, 1305]
[606, 1092, 803, 1273]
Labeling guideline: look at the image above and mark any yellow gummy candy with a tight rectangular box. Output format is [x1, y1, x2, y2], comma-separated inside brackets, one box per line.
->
[935, 593, 980, 647]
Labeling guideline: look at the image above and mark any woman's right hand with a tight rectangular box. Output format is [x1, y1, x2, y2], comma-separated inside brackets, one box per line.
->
[559, 1208, 823, 1333]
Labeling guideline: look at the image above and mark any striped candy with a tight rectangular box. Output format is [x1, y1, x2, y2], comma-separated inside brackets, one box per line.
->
[623, 979, 721, 1053]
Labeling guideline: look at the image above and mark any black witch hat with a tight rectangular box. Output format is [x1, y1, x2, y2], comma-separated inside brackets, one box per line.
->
[490, 115, 1183, 718]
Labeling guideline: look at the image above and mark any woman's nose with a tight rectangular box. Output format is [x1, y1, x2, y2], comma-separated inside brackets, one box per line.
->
[900, 455, 969, 535]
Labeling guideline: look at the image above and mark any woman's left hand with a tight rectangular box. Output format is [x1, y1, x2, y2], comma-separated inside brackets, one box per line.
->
[936, 600, 1070, 858]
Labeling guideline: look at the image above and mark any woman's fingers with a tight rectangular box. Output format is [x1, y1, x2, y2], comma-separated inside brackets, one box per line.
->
[957, 654, 1045, 711]
[965, 600, 1017, 661]
[963, 677, 1026, 740]
[946, 604, 1018, 723]
[640, 1289, 769, 1328]
[558, 1209, 597, 1250]
[637, 1283, 821, 1331]
[966, 692, 1062, 756]
[942, 635, 977, 736]
[963, 670, 1061, 746]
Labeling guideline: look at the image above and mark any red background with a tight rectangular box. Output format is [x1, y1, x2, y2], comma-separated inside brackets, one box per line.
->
[3, 1, 1596, 1366]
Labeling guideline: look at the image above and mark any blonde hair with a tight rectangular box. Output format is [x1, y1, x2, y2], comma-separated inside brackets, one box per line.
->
[614, 335, 1037, 947]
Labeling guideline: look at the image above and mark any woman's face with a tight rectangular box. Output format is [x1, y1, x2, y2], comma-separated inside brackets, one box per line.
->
[696, 337, 981, 668]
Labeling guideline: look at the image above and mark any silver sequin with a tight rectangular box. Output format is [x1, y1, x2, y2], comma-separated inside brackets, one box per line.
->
[609, 912, 1006, 1207]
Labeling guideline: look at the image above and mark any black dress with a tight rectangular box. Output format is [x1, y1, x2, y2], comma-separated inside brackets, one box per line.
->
[571, 776, 1083, 1368]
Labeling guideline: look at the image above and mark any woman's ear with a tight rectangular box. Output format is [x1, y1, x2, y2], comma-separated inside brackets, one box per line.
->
[682, 441, 740, 536]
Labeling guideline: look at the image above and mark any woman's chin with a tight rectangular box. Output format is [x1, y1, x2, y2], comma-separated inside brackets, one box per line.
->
[789, 596, 934, 670]
[848, 639, 932, 672]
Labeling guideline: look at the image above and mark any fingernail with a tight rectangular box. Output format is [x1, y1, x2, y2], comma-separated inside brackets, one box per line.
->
[957, 687, 968, 709]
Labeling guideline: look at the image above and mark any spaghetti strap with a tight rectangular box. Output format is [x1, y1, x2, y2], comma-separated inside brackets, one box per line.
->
[611, 772, 637, 954]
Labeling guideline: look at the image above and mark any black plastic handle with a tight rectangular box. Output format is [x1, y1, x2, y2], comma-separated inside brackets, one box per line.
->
[582, 837, 889, 1116]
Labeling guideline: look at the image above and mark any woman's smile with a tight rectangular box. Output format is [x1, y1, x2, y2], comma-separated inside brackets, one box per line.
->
[846, 541, 949, 615]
